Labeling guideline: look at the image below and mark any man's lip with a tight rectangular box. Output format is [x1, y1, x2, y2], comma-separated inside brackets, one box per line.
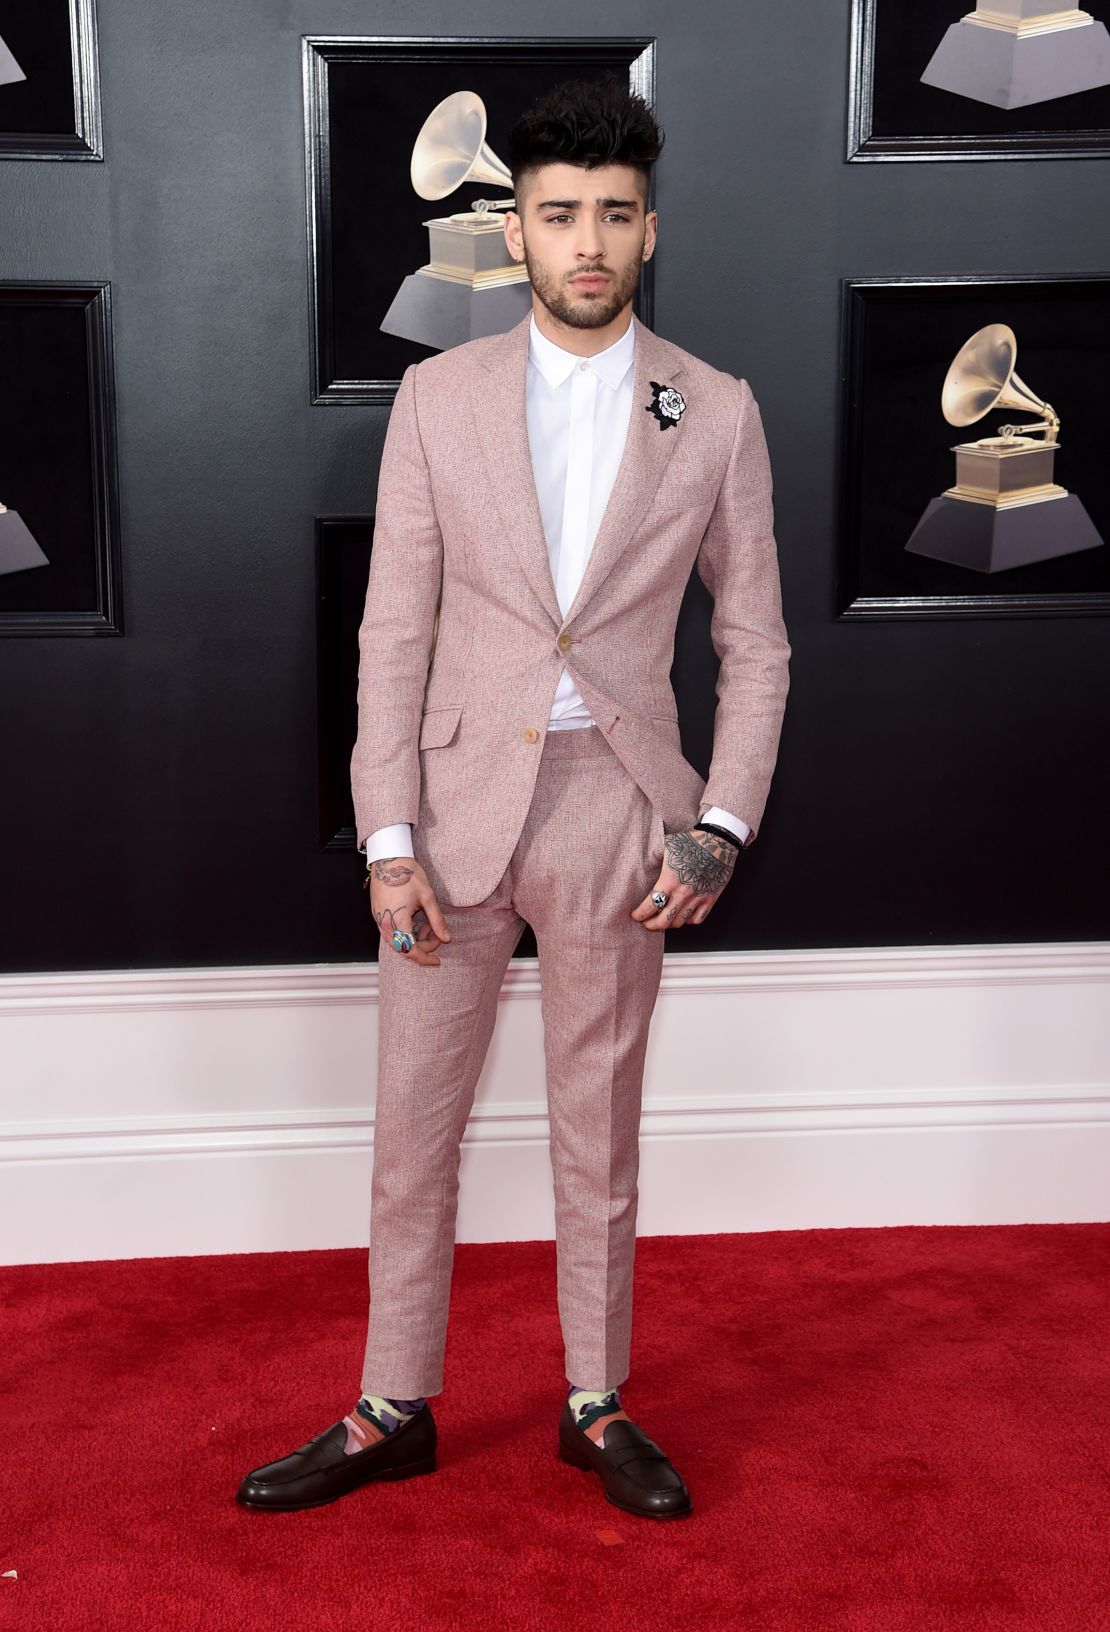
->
[570, 274, 608, 285]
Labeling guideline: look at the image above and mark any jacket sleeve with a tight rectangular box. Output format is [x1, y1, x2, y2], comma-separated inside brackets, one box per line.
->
[350, 363, 443, 848]
[693, 376, 791, 845]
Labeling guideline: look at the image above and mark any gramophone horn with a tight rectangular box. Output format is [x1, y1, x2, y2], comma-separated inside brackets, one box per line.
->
[410, 90, 514, 202]
[941, 322, 1057, 436]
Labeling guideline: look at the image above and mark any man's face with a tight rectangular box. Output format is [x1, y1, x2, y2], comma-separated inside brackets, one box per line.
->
[504, 161, 657, 331]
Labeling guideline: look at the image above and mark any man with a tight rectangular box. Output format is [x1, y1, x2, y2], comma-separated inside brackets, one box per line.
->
[238, 75, 790, 1521]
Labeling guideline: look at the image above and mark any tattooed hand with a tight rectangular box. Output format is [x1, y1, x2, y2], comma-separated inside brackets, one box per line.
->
[367, 855, 452, 967]
[631, 827, 738, 932]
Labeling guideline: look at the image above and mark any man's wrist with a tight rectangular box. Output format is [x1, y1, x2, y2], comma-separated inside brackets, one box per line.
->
[364, 821, 415, 865]
[692, 820, 742, 852]
[698, 805, 750, 847]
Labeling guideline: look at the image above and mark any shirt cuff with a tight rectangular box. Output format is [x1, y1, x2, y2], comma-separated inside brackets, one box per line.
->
[699, 805, 751, 847]
[363, 823, 415, 865]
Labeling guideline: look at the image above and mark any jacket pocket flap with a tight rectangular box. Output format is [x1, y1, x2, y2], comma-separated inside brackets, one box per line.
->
[419, 705, 463, 749]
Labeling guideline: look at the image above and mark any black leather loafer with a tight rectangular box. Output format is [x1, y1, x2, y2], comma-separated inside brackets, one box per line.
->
[236, 1402, 437, 1511]
[557, 1401, 693, 1519]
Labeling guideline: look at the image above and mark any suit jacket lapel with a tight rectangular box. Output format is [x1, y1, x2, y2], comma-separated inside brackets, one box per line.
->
[473, 310, 688, 630]
[474, 314, 564, 627]
[563, 317, 687, 624]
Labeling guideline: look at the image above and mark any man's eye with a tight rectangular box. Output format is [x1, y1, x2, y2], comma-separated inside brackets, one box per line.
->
[544, 213, 631, 224]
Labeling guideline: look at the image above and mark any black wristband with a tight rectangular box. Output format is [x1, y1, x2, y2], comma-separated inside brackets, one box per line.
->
[692, 821, 743, 852]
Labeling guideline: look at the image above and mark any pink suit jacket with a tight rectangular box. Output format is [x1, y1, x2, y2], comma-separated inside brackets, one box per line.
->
[351, 310, 791, 909]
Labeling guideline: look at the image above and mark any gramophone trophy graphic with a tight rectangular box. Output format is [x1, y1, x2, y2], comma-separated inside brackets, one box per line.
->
[904, 323, 1105, 574]
[0, 497, 49, 577]
[920, 0, 1110, 109]
[380, 90, 532, 352]
[0, 31, 26, 86]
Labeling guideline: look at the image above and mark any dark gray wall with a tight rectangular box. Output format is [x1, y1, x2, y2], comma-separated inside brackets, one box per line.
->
[1, 0, 1108, 974]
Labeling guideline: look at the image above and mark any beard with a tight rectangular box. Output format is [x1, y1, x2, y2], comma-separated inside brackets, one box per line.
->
[522, 241, 643, 330]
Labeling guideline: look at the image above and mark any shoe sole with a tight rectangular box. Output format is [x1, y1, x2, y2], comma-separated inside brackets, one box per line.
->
[557, 1441, 693, 1520]
[236, 1452, 437, 1511]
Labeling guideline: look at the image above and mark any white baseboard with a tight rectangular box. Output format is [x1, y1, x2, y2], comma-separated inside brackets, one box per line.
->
[2, 943, 1108, 1264]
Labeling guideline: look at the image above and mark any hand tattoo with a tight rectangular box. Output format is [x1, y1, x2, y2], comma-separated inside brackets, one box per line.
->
[663, 829, 736, 897]
[373, 903, 429, 938]
[373, 858, 415, 886]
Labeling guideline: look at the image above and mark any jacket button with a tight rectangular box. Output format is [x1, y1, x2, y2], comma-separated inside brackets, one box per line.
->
[557, 632, 573, 651]
[522, 726, 539, 743]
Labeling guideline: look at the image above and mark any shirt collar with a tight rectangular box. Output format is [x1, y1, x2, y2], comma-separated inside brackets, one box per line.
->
[528, 310, 636, 391]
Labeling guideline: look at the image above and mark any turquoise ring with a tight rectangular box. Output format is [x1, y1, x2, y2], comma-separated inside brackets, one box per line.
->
[391, 929, 415, 954]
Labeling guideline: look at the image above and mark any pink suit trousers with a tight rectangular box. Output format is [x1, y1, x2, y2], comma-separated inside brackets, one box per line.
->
[361, 723, 667, 1398]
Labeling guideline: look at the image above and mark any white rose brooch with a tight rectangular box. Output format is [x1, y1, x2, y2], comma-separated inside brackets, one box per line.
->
[646, 380, 686, 430]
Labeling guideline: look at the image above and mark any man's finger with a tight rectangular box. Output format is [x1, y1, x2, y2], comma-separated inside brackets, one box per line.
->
[410, 912, 446, 963]
[398, 934, 443, 967]
[379, 904, 439, 966]
[631, 869, 673, 922]
[634, 885, 696, 931]
[420, 891, 451, 943]
[401, 909, 448, 967]
[630, 890, 657, 923]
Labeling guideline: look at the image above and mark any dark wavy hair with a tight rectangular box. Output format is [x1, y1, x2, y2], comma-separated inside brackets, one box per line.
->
[507, 74, 664, 204]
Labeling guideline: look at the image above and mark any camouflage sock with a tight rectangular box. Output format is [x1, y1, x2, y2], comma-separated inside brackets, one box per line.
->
[341, 1393, 426, 1456]
[567, 1383, 629, 1447]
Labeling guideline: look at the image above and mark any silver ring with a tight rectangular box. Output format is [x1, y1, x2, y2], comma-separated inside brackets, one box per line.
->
[651, 890, 668, 909]
[391, 929, 415, 954]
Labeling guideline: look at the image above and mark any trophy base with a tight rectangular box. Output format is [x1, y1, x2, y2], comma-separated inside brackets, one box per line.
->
[905, 492, 1105, 573]
[0, 509, 49, 577]
[0, 33, 26, 86]
[380, 270, 532, 352]
[920, 17, 1110, 108]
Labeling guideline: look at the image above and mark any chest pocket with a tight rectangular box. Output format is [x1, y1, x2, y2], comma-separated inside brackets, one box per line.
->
[652, 472, 722, 516]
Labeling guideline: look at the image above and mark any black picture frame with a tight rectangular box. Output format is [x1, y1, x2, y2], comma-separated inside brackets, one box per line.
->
[0, 0, 103, 162]
[316, 515, 373, 850]
[838, 275, 1110, 620]
[847, 0, 1110, 161]
[0, 281, 123, 636]
[302, 35, 657, 405]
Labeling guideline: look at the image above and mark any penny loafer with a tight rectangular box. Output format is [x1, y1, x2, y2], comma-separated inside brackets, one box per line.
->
[236, 1402, 437, 1511]
[557, 1401, 692, 1519]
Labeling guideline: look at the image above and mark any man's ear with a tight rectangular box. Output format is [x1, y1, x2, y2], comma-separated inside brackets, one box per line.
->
[503, 209, 521, 263]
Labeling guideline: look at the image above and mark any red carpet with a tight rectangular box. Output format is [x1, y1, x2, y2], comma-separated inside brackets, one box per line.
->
[2, 1224, 1108, 1631]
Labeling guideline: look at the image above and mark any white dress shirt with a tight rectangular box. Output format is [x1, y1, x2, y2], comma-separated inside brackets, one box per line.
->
[364, 311, 750, 864]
